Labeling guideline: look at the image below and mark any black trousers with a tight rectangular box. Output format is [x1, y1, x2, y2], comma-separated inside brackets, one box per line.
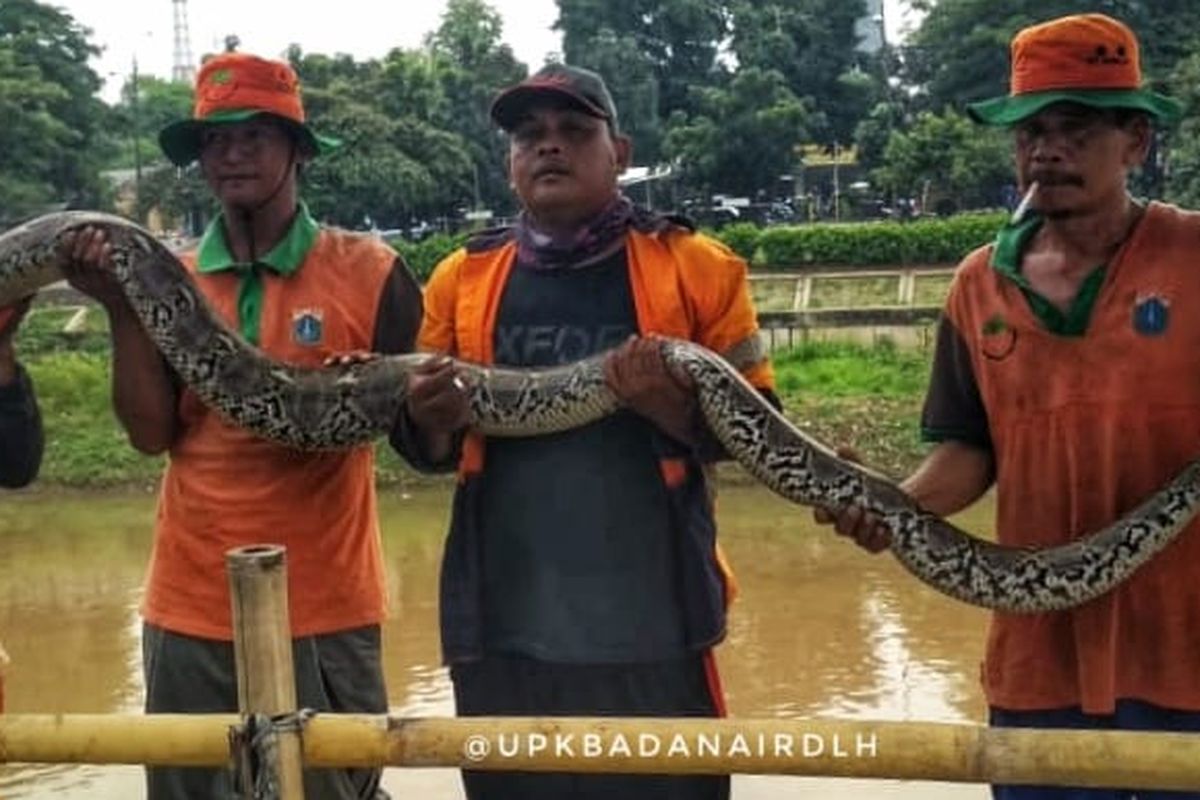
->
[451, 653, 730, 800]
[142, 622, 390, 800]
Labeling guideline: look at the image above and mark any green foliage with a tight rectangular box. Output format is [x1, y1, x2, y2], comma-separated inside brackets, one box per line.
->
[664, 67, 809, 197]
[755, 211, 1006, 267]
[0, 46, 73, 217]
[564, 27, 663, 161]
[302, 97, 474, 229]
[728, 0, 877, 145]
[425, 0, 528, 214]
[390, 232, 470, 281]
[904, 0, 1200, 113]
[770, 339, 933, 477]
[17, 306, 109, 356]
[558, 0, 730, 126]
[714, 222, 762, 262]
[26, 352, 166, 486]
[281, 0, 526, 228]
[1165, 48, 1200, 209]
[853, 101, 905, 172]
[872, 108, 1012, 211]
[137, 165, 212, 233]
[103, 75, 192, 171]
[0, 0, 109, 219]
[772, 338, 929, 398]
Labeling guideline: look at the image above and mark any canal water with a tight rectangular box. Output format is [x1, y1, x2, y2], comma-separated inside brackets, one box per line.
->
[0, 483, 993, 798]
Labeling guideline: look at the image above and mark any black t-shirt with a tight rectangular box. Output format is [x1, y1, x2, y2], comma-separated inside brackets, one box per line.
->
[0, 364, 43, 488]
[478, 250, 687, 663]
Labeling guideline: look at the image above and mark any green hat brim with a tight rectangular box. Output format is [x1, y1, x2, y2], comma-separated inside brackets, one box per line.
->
[967, 88, 1183, 127]
[158, 108, 342, 167]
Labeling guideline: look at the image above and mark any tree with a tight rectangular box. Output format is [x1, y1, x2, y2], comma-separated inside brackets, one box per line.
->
[904, 0, 1200, 113]
[135, 165, 211, 234]
[286, 0, 527, 221]
[103, 75, 193, 171]
[0, 0, 109, 216]
[1165, 48, 1200, 209]
[872, 108, 1012, 213]
[728, 0, 878, 145]
[301, 95, 475, 229]
[284, 45, 477, 227]
[556, 0, 732, 159]
[562, 26, 662, 162]
[0, 44, 75, 219]
[426, 0, 528, 214]
[664, 67, 809, 198]
[854, 100, 906, 172]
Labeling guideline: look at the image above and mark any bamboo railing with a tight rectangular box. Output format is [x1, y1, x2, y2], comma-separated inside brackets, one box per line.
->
[1, 713, 1199, 790]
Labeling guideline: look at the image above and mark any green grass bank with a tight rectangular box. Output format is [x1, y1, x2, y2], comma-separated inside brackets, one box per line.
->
[18, 304, 936, 488]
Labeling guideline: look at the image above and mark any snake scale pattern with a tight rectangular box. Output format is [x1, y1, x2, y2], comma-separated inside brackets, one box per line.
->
[4, 211, 1200, 613]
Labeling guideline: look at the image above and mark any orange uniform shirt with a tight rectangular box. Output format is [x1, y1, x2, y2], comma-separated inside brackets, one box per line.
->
[142, 228, 398, 640]
[934, 202, 1200, 712]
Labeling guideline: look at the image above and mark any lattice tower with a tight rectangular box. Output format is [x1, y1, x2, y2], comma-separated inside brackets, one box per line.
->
[171, 0, 196, 84]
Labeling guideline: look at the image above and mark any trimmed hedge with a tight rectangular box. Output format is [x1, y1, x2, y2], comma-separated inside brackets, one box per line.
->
[389, 211, 1009, 278]
[390, 232, 470, 282]
[713, 222, 762, 262]
[718, 211, 1007, 269]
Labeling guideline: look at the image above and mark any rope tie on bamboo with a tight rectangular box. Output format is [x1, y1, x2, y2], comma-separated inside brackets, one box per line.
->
[229, 708, 316, 799]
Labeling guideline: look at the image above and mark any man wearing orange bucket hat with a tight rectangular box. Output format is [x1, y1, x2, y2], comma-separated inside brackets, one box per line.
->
[819, 14, 1200, 799]
[65, 51, 421, 799]
[0, 299, 41, 489]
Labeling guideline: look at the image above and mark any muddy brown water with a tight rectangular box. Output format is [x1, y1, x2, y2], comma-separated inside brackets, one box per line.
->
[0, 484, 993, 798]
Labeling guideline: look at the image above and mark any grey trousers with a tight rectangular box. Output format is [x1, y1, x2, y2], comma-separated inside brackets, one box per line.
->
[142, 622, 390, 800]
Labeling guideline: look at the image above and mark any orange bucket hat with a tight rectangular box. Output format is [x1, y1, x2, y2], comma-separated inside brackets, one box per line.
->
[158, 52, 341, 166]
[968, 13, 1181, 126]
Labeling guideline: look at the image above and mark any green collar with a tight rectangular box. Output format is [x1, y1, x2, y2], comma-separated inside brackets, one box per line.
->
[990, 213, 1041, 278]
[196, 202, 319, 275]
[193, 203, 320, 345]
[989, 212, 1105, 337]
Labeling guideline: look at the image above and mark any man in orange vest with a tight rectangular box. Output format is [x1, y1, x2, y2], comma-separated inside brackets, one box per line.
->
[818, 14, 1200, 799]
[395, 63, 776, 800]
[0, 300, 42, 489]
[64, 52, 421, 799]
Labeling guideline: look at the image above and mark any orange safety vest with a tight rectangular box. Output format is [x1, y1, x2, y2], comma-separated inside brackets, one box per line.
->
[945, 202, 1200, 713]
[142, 228, 397, 640]
[420, 225, 774, 613]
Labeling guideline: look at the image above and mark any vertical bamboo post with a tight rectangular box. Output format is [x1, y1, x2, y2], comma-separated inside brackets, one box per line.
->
[226, 544, 305, 800]
[0, 639, 10, 713]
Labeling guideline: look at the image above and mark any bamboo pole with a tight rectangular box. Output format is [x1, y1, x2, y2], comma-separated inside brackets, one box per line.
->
[226, 545, 305, 800]
[1, 714, 1199, 790]
[0, 640, 9, 713]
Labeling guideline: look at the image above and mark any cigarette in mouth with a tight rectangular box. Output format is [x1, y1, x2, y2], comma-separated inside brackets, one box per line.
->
[1011, 181, 1039, 224]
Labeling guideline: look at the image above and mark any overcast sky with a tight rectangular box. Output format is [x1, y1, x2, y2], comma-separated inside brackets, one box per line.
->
[48, 0, 920, 103]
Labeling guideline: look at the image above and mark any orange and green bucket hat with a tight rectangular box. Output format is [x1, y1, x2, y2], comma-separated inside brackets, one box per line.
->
[158, 52, 341, 167]
[967, 14, 1182, 127]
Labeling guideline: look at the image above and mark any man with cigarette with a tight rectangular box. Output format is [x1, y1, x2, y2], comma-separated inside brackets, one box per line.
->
[0, 299, 43, 488]
[817, 14, 1200, 799]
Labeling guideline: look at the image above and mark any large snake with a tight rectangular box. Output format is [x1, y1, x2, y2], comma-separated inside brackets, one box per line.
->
[4, 211, 1199, 613]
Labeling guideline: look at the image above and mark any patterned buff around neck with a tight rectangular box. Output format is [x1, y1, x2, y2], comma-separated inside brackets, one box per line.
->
[515, 195, 638, 269]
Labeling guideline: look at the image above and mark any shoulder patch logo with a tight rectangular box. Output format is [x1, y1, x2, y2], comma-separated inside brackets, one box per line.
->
[1133, 292, 1170, 336]
[292, 308, 324, 346]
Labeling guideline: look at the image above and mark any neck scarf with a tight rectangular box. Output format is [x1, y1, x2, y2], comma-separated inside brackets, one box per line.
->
[515, 195, 636, 269]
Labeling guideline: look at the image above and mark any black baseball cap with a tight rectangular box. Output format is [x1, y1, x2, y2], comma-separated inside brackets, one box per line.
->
[490, 64, 619, 132]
